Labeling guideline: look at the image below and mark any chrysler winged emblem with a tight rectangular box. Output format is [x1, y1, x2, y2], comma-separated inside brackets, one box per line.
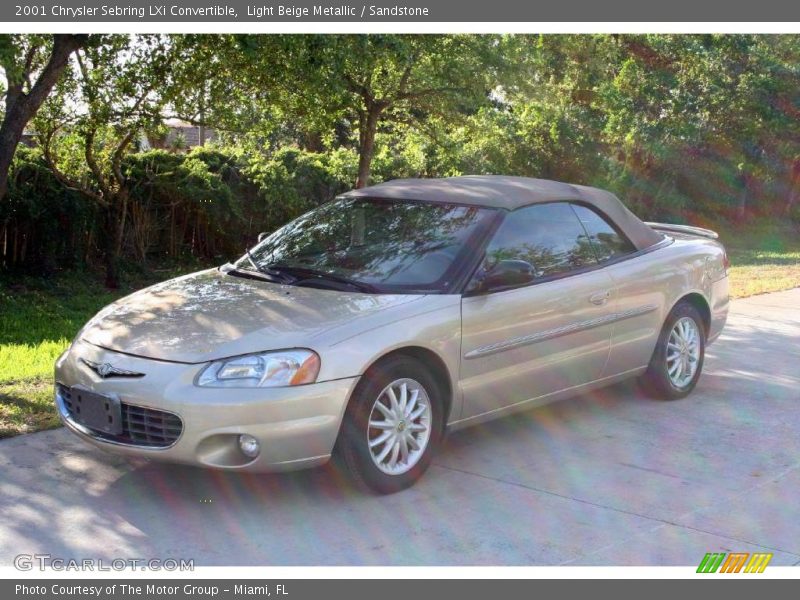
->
[81, 358, 145, 379]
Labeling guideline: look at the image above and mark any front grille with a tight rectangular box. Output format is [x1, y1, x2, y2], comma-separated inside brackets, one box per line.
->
[58, 384, 183, 448]
[122, 403, 183, 447]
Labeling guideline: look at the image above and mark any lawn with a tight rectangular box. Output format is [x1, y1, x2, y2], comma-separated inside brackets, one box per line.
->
[1, 222, 798, 438]
[720, 222, 800, 298]
[0, 267, 192, 438]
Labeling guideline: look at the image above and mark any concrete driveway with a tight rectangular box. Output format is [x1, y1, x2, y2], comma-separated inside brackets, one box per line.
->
[1, 288, 799, 566]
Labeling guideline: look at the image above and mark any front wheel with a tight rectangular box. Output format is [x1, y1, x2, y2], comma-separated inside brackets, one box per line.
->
[639, 301, 706, 400]
[337, 356, 444, 494]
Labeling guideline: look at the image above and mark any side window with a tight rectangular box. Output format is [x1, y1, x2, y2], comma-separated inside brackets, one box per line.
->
[570, 204, 636, 262]
[482, 203, 598, 279]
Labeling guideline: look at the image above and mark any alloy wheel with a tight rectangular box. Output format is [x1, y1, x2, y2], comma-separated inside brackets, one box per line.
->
[366, 378, 432, 476]
[666, 316, 701, 388]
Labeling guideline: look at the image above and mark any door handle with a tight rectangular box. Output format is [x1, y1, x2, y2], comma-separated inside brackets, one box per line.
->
[589, 290, 611, 305]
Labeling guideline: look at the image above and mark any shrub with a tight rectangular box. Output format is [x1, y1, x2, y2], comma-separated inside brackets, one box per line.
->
[1, 146, 96, 270]
[242, 147, 354, 228]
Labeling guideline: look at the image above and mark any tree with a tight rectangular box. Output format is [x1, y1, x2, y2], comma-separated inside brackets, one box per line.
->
[231, 35, 502, 187]
[464, 35, 614, 183]
[35, 34, 175, 287]
[594, 34, 800, 221]
[0, 34, 88, 200]
[165, 35, 257, 138]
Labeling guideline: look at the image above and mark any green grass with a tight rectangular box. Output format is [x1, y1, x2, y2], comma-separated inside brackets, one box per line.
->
[0, 379, 60, 438]
[0, 223, 798, 438]
[0, 266, 195, 437]
[0, 273, 119, 382]
[718, 221, 800, 299]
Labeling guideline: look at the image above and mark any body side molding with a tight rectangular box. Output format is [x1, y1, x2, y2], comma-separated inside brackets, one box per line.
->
[463, 304, 658, 360]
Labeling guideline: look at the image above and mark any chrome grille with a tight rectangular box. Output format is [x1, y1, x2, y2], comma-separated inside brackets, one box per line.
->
[58, 384, 183, 448]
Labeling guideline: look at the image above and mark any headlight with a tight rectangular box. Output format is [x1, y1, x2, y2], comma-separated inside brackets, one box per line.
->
[196, 349, 321, 388]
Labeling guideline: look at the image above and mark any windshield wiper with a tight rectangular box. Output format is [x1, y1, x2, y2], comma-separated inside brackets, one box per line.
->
[245, 249, 296, 284]
[265, 264, 380, 293]
[221, 261, 291, 285]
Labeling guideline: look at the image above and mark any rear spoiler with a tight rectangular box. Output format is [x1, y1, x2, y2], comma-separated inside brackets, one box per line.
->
[645, 222, 719, 240]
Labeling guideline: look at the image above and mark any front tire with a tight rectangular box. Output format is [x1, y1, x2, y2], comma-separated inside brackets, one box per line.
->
[337, 356, 444, 494]
[639, 301, 706, 400]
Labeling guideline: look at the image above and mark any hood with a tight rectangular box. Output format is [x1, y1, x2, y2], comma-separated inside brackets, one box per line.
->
[80, 268, 425, 363]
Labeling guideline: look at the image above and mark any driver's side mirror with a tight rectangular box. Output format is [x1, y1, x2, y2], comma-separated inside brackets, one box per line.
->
[472, 259, 536, 293]
[257, 232, 269, 243]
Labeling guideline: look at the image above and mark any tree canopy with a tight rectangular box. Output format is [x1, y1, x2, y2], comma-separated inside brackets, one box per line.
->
[2, 34, 800, 278]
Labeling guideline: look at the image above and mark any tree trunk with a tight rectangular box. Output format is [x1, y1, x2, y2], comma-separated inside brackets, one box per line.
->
[0, 35, 87, 201]
[737, 172, 750, 223]
[62, 211, 75, 268]
[737, 186, 748, 222]
[303, 130, 324, 153]
[198, 82, 207, 146]
[102, 202, 122, 289]
[786, 159, 800, 216]
[115, 188, 129, 257]
[355, 107, 381, 189]
[0, 126, 22, 204]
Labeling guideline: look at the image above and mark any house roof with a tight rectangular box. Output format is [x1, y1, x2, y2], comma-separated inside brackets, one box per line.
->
[343, 176, 664, 250]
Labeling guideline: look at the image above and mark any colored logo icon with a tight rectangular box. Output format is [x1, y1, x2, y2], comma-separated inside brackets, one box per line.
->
[697, 552, 772, 573]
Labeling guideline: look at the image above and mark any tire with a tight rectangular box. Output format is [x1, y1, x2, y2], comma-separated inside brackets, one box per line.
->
[336, 355, 444, 494]
[639, 301, 706, 400]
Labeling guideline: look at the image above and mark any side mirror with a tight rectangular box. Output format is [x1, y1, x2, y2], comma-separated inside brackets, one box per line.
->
[477, 259, 536, 292]
[257, 232, 269, 243]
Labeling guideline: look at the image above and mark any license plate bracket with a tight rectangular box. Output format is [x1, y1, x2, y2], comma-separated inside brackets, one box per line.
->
[70, 388, 123, 435]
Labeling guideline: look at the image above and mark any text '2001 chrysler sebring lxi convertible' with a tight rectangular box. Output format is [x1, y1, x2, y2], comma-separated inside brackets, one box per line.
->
[55, 176, 729, 493]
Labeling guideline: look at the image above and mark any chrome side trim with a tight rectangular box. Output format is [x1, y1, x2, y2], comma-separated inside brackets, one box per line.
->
[464, 304, 658, 359]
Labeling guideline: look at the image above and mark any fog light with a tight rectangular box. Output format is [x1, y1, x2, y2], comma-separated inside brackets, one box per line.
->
[238, 434, 260, 458]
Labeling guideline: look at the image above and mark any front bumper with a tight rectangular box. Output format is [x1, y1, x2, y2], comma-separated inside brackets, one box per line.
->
[55, 341, 358, 472]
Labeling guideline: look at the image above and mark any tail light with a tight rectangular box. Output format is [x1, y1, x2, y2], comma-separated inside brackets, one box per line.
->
[722, 249, 730, 273]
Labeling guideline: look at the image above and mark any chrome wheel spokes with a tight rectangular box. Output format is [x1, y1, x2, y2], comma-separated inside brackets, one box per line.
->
[666, 316, 701, 388]
[367, 378, 432, 475]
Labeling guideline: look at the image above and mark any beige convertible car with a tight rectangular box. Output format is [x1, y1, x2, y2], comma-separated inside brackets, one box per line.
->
[55, 176, 729, 493]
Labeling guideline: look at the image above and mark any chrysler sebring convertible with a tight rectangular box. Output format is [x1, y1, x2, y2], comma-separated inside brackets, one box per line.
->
[55, 176, 729, 493]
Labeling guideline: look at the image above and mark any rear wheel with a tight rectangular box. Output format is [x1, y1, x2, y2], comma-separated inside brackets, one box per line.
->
[639, 301, 706, 400]
[337, 356, 444, 494]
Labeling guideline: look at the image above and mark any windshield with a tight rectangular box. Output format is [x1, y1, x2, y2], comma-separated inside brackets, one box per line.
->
[236, 197, 496, 293]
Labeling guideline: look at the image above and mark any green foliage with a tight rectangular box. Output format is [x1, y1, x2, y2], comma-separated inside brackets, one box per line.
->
[242, 147, 355, 225]
[4, 33, 800, 276]
[4, 146, 77, 218]
[126, 149, 238, 214]
[2, 144, 361, 269]
[1, 146, 95, 269]
[226, 34, 503, 185]
[0, 34, 55, 94]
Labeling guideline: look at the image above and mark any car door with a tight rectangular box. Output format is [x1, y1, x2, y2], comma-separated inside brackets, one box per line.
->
[568, 203, 660, 377]
[459, 202, 618, 419]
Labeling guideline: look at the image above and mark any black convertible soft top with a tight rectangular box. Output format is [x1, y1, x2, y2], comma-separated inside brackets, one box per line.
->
[343, 175, 664, 251]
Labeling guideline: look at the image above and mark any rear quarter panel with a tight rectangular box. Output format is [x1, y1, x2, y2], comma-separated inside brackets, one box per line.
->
[602, 236, 729, 376]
